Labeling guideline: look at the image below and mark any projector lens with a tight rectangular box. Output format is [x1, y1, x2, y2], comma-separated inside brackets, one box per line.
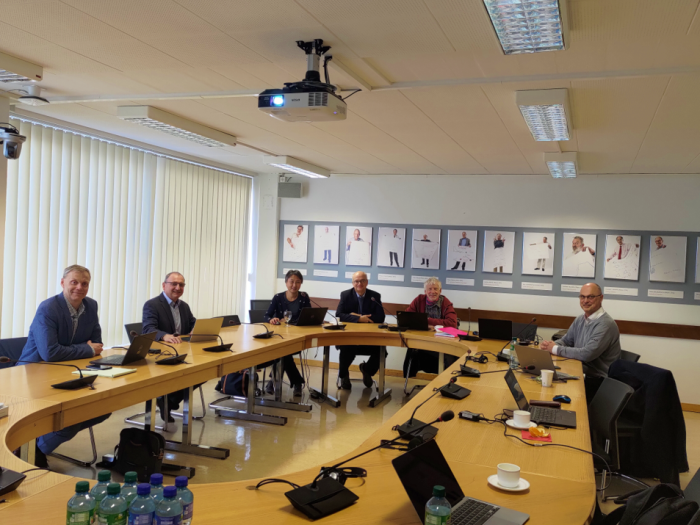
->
[271, 95, 285, 107]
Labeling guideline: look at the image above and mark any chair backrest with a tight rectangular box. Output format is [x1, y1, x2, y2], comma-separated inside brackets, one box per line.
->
[685, 467, 700, 505]
[124, 322, 143, 343]
[250, 299, 271, 311]
[588, 377, 634, 470]
[217, 315, 241, 326]
[249, 310, 267, 324]
[689, 508, 700, 525]
[619, 349, 641, 362]
[0, 337, 28, 369]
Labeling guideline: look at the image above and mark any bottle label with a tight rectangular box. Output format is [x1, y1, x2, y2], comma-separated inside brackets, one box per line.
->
[128, 513, 154, 525]
[182, 502, 193, 520]
[425, 513, 451, 525]
[98, 513, 127, 525]
[155, 516, 182, 525]
[67, 509, 95, 525]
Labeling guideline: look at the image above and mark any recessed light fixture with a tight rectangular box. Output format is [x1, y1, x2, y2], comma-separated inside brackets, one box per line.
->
[117, 106, 237, 147]
[545, 152, 577, 178]
[18, 85, 49, 106]
[0, 50, 43, 83]
[516, 89, 571, 142]
[483, 0, 567, 55]
[263, 155, 330, 179]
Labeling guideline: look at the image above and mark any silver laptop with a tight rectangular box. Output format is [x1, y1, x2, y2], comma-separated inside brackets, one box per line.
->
[180, 317, 224, 343]
[513, 345, 579, 381]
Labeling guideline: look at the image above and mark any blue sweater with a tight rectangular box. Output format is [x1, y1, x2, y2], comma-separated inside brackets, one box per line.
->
[20, 293, 102, 363]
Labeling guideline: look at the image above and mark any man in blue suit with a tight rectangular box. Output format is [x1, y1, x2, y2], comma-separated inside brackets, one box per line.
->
[20, 265, 111, 467]
[142, 271, 196, 422]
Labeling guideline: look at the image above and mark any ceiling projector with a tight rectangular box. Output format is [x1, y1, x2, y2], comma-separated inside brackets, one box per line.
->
[258, 39, 347, 123]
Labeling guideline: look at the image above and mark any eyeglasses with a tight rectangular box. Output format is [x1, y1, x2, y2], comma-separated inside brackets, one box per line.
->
[165, 282, 186, 288]
[579, 294, 601, 301]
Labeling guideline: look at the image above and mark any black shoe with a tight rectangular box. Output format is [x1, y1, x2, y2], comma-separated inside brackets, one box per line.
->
[156, 396, 175, 423]
[340, 377, 352, 390]
[265, 379, 275, 395]
[293, 383, 303, 397]
[34, 443, 48, 469]
[359, 363, 373, 388]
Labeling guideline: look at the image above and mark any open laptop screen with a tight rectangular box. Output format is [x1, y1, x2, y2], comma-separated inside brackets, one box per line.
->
[504, 369, 529, 412]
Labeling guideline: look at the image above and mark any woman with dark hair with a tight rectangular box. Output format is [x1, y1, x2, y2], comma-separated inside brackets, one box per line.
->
[264, 269, 309, 396]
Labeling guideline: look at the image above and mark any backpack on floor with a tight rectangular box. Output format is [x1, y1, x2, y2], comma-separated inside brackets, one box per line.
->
[111, 427, 165, 482]
[215, 369, 256, 397]
[600, 484, 698, 525]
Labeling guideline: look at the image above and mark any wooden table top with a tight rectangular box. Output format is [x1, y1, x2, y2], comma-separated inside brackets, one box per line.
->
[0, 325, 595, 523]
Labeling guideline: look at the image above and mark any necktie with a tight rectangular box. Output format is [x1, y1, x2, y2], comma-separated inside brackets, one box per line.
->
[618, 246, 622, 260]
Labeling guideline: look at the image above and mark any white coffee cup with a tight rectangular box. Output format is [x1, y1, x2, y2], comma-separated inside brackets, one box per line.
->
[512, 410, 531, 427]
[497, 463, 521, 488]
[541, 369, 554, 387]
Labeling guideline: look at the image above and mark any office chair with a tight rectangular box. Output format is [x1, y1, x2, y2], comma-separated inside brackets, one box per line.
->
[250, 299, 271, 311]
[217, 314, 241, 326]
[619, 350, 641, 363]
[248, 310, 267, 324]
[685, 468, 700, 505]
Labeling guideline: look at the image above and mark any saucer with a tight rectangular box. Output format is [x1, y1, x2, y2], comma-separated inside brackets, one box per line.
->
[487, 475, 530, 492]
[505, 419, 536, 430]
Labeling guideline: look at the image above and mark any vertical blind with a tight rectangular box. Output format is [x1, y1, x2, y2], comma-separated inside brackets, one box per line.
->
[2, 118, 251, 346]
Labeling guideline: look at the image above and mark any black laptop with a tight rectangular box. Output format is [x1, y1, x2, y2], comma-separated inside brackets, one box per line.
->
[503, 369, 577, 429]
[477, 319, 513, 341]
[395, 311, 430, 331]
[291, 307, 328, 326]
[392, 439, 529, 525]
[90, 332, 158, 366]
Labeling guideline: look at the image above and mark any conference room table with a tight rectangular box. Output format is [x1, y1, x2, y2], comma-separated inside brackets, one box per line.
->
[0, 322, 595, 523]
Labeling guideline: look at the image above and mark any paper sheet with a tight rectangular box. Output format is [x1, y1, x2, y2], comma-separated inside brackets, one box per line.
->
[347, 240, 371, 266]
[525, 243, 550, 260]
[650, 248, 685, 282]
[73, 367, 137, 378]
[605, 250, 639, 280]
[563, 250, 595, 277]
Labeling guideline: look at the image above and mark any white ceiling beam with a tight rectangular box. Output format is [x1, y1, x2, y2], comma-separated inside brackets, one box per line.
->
[328, 59, 373, 92]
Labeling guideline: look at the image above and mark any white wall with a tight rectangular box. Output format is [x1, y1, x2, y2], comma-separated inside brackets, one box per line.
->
[262, 174, 700, 404]
[0, 97, 8, 322]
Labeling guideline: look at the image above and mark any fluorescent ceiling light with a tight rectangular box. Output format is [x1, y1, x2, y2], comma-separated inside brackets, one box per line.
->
[483, 0, 567, 55]
[545, 152, 577, 178]
[0, 50, 43, 83]
[117, 106, 236, 148]
[516, 89, 570, 141]
[263, 156, 330, 179]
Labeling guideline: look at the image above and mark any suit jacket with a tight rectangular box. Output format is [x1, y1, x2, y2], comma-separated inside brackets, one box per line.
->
[336, 288, 385, 324]
[142, 293, 196, 341]
[20, 293, 102, 363]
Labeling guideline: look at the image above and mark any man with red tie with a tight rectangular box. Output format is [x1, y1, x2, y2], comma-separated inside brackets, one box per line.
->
[606, 235, 639, 262]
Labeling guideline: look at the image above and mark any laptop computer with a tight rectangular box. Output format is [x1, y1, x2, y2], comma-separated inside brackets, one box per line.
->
[396, 311, 430, 331]
[180, 317, 224, 343]
[503, 369, 577, 428]
[477, 319, 512, 341]
[90, 332, 157, 366]
[392, 439, 529, 525]
[291, 307, 328, 326]
[513, 345, 579, 381]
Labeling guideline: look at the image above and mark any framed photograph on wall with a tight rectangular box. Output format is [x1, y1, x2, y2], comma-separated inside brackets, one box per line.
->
[313, 225, 339, 265]
[522, 232, 555, 276]
[282, 224, 308, 263]
[604, 234, 641, 281]
[483, 230, 515, 274]
[411, 229, 440, 269]
[345, 226, 373, 266]
[377, 227, 406, 268]
[649, 235, 686, 283]
[561, 233, 597, 278]
[447, 230, 477, 272]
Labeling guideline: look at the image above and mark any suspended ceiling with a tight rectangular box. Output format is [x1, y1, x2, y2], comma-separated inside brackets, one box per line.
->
[2, 0, 700, 176]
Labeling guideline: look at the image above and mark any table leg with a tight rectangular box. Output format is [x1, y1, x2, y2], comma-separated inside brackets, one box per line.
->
[309, 345, 340, 408]
[369, 346, 392, 407]
[254, 357, 312, 413]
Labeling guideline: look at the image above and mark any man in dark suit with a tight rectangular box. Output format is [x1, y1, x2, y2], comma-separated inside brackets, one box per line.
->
[335, 271, 386, 389]
[20, 265, 111, 467]
[142, 271, 196, 422]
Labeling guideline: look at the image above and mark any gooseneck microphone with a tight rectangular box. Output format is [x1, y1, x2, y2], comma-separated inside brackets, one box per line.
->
[395, 380, 461, 438]
[459, 307, 481, 342]
[305, 293, 346, 330]
[0, 356, 96, 390]
[239, 322, 277, 339]
[497, 317, 537, 357]
[154, 341, 188, 365]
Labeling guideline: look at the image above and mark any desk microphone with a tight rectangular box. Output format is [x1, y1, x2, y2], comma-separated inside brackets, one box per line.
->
[239, 322, 276, 339]
[305, 294, 346, 330]
[154, 341, 187, 365]
[497, 317, 537, 362]
[395, 381, 460, 438]
[371, 297, 395, 329]
[459, 307, 481, 342]
[178, 333, 231, 352]
[0, 356, 96, 390]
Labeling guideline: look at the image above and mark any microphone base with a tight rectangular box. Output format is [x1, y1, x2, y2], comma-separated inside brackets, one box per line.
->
[496, 351, 511, 363]
[0, 467, 25, 497]
[253, 332, 274, 339]
[52, 375, 97, 390]
[459, 365, 481, 378]
[440, 382, 471, 400]
[458, 334, 482, 342]
[204, 343, 233, 352]
[323, 324, 346, 331]
[156, 354, 188, 365]
[396, 419, 438, 442]
[285, 477, 358, 520]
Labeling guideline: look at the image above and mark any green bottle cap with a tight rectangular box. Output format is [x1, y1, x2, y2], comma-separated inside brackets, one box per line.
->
[432, 485, 446, 497]
[75, 481, 90, 493]
[97, 470, 111, 482]
[107, 483, 121, 495]
[124, 472, 137, 483]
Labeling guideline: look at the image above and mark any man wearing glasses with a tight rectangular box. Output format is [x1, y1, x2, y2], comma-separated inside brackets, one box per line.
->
[142, 271, 197, 421]
[540, 283, 621, 402]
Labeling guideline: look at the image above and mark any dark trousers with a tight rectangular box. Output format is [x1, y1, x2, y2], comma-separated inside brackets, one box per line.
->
[323, 249, 331, 261]
[160, 383, 204, 412]
[282, 354, 304, 386]
[389, 252, 399, 266]
[37, 413, 111, 454]
[337, 345, 385, 379]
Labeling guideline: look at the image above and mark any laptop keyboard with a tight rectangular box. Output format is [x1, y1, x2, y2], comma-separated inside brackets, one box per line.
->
[92, 355, 124, 365]
[451, 498, 499, 525]
[529, 406, 559, 424]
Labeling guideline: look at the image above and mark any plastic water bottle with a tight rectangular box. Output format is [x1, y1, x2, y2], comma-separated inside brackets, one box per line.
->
[91, 470, 112, 519]
[509, 338, 519, 370]
[67, 480, 96, 525]
[128, 483, 156, 525]
[175, 476, 194, 525]
[120, 472, 138, 505]
[150, 473, 165, 502]
[98, 483, 128, 524]
[425, 485, 451, 525]
[155, 486, 183, 525]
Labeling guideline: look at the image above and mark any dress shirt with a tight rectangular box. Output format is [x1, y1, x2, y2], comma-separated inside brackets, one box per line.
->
[459, 238, 470, 246]
[355, 291, 365, 314]
[65, 300, 86, 340]
[162, 292, 182, 335]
